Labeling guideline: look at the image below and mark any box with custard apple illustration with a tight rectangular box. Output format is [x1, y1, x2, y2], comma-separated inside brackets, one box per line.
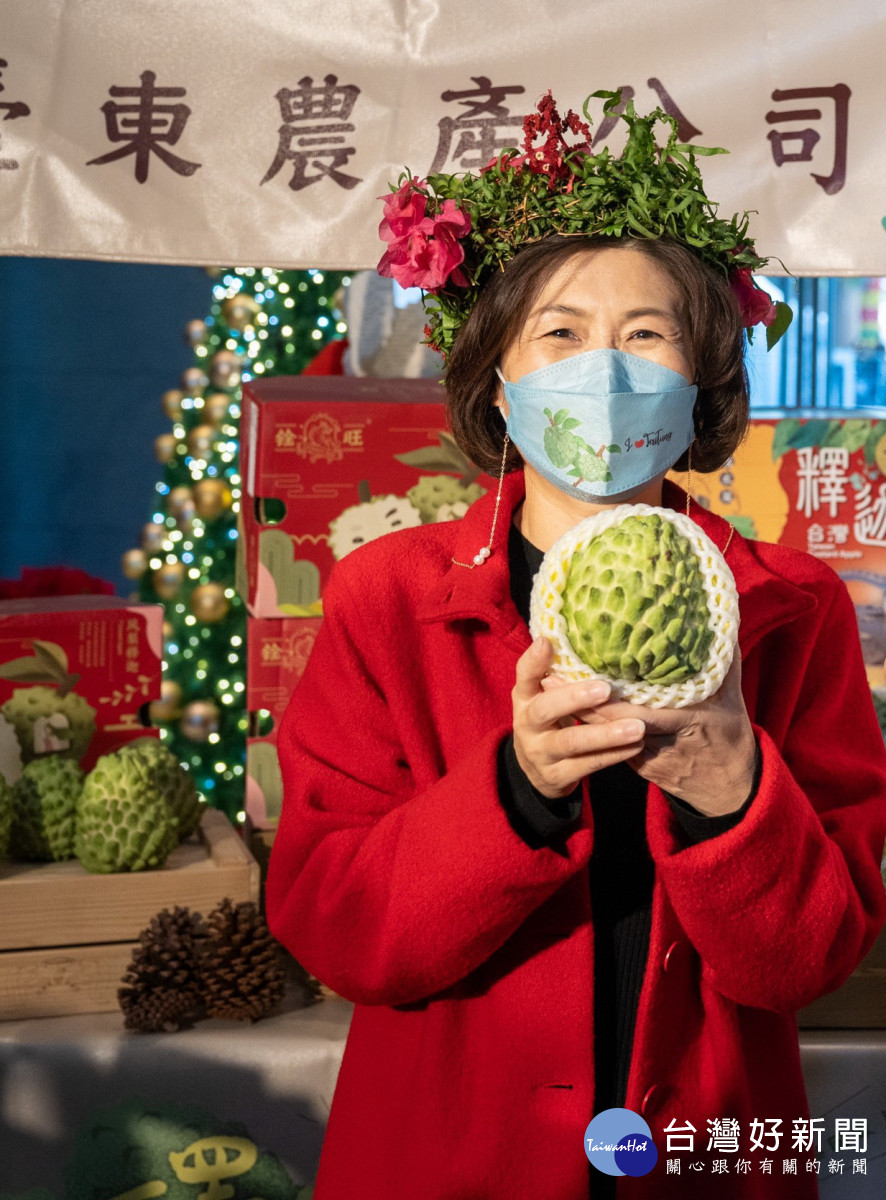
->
[0, 595, 163, 782]
[238, 376, 489, 617]
[245, 615, 322, 829]
[669, 409, 886, 691]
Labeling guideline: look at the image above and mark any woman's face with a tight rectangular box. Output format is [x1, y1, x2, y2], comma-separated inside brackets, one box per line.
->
[496, 246, 695, 408]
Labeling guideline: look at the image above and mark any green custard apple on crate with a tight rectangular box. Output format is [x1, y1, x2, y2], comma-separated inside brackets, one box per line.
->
[0, 599, 260, 1020]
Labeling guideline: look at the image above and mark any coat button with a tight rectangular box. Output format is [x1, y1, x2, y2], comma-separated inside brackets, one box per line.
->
[662, 940, 680, 972]
[640, 1085, 663, 1116]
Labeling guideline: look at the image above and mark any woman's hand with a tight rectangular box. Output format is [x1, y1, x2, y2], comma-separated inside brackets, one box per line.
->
[512, 636, 647, 800]
[542, 648, 757, 816]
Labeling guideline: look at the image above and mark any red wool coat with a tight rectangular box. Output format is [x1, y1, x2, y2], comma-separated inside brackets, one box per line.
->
[266, 470, 886, 1199]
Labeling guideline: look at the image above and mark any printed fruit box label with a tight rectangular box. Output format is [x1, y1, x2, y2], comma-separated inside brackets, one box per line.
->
[239, 377, 489, 617]
[245, 615, 322, 828]
[670, 413, 886, 686]
[0, 596, 163, 782]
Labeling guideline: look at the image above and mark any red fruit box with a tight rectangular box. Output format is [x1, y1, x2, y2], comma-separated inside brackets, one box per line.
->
[238, 375, 489, 617]
[0, 595, 163, 778]
[246, 615, 322, 829]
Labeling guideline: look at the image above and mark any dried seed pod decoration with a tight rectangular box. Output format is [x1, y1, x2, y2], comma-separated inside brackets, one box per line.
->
[118, 905, 204, 1033]
[199, 898, 287, 1022]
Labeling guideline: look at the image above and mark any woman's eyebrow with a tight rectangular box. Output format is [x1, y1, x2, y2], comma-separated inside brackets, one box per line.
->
[529, 303, 680, 321]
[530, 303, 586, 318]
[622, 306, 680, 321]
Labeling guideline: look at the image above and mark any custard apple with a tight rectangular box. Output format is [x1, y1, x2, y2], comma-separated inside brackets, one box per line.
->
[10, 755, 84, 861]
[529, 504, 740, 707]
[407, 475, 486, 523]
[1, 686, 96, 763]
[327, 494, 422, 561]
[75, 750, 179, 873]
[117, 737, 205, 839]
[0, 773, 13, 859]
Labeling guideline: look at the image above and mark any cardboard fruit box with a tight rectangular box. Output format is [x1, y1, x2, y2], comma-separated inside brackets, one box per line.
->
[669, 409, 886, 688]
[0, 809, 259, 1020]
[238, 375, 490, 617]
[0, 595, 163, 776]
[246, 615, 322, 829]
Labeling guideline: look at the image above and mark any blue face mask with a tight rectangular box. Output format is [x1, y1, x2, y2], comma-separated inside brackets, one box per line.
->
[496, 349, 697, 502]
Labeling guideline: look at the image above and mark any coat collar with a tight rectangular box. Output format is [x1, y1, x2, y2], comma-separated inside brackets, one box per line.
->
[418, 470, 817, 653]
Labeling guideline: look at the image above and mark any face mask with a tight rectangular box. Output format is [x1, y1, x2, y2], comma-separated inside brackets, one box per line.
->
[496, 349, 697, 502]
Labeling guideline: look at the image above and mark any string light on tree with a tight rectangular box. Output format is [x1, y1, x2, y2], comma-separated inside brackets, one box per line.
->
[123, 265, 349, 819]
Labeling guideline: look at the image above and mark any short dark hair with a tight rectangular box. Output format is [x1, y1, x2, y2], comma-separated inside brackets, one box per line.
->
[444, 235, 749, 475]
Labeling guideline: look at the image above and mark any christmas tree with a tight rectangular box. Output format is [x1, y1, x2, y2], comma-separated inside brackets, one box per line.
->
[122, 268, 349, 820]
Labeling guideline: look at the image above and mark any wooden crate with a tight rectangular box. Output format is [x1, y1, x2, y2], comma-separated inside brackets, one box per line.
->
[0, 809, 259, 1020]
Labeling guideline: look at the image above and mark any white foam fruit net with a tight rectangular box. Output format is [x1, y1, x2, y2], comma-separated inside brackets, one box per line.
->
[528, 503, 740, 708]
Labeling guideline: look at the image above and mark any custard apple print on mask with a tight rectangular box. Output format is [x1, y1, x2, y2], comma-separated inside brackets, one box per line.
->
[542, 407, 621, 486]
[530, 505, 740, 707]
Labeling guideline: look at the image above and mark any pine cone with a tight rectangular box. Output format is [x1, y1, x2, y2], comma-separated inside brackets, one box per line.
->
[118, 906, 204, 1032]
[199, 898, 287, 1022]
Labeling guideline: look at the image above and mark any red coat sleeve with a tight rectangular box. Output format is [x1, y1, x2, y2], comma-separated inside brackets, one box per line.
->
[646, 573, 886, 1013]
[265, 563, 594, 1006]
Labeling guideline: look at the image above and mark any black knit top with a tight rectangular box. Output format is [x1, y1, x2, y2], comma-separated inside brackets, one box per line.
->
[496, 519, 757, 1129]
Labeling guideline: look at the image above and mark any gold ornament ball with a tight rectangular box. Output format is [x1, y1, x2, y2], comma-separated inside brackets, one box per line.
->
[121, 548, 147, 580]
[180, 699, 220, 742]
[209, 350, 243, 390]
[154, 433, 178, 463]
[141, 521, 166, 552]
[167, 485, 194, 516]
[204, 392, 231, 425]
[187, 424, 216, 458]
[190, 582, 230, 623]
[153, 560, 186, 599]
[193, 478, 231, 521]
[161, 389, 184, 420]
[184, 318, 208, 347]
[222, 293, 260, 331]
[181, 366, 210, 394]
[162, 620, 174, 641]
[149, 679, 184, 723]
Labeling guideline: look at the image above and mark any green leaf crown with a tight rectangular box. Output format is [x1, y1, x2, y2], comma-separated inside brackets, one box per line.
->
[378, 89, 791, 359]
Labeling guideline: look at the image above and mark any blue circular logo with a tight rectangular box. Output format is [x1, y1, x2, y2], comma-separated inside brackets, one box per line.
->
[584, 1107, 659, 1177]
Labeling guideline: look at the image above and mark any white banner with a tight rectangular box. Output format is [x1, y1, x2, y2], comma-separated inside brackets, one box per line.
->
[1, 0, 884, 273]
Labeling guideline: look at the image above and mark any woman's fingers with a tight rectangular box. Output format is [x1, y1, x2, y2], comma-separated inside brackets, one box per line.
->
[527, 678, 613, 730]
[544, 716, 646, 761]
[512, 636, 554, 703]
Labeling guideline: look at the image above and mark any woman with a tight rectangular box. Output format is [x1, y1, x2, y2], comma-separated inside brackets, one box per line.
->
[266, 94, 886, 1198]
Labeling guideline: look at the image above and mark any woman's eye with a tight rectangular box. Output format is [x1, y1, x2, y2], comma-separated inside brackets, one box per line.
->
[629, 328, 661, 340]
[545, 327, 575, 340]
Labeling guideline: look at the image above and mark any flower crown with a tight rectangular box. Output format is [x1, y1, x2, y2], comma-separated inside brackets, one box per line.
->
[378, 89, 792, 360]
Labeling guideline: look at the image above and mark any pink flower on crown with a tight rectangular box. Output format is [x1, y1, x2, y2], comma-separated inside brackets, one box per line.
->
[378, 178, 471, 291]
[730, 268, 777, 328]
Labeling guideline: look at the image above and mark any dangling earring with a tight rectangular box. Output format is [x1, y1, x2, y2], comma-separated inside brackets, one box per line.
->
[685, 441, 694, 518]
[452, 433, 510, 568]
[684, 440, 735, 556]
